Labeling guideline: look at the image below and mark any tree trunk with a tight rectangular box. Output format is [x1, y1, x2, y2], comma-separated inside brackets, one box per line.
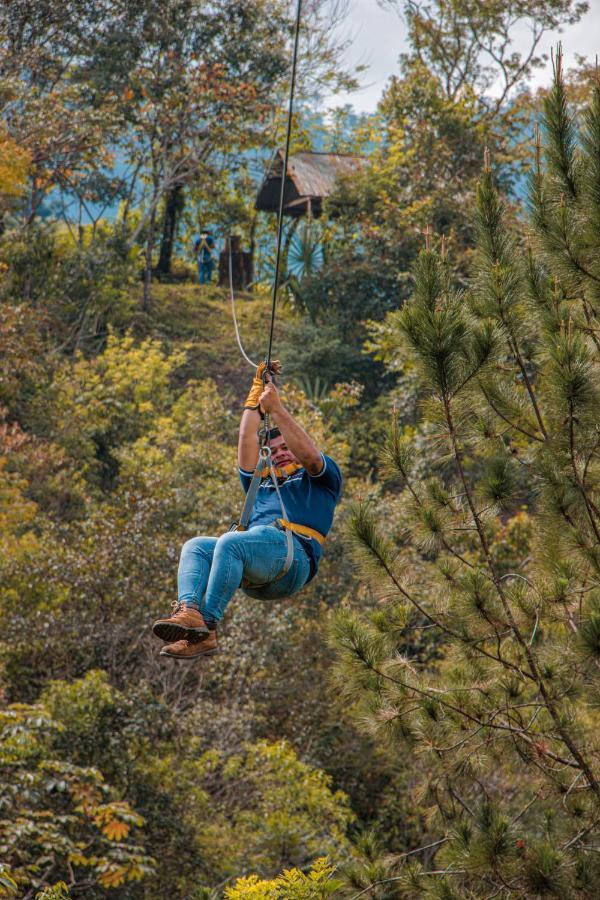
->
[156, 183, 184, 276]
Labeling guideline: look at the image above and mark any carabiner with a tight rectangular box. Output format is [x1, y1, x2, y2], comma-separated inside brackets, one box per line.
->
[259, 444, 272, 462]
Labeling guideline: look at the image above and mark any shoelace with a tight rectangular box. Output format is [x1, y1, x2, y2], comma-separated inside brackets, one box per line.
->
[170, 600, 184, 616]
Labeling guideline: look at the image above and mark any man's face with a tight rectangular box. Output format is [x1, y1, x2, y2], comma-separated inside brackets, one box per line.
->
[270, 434, 298, 469]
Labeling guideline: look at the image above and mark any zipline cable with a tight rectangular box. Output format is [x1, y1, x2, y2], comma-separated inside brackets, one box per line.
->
[229, 0, 302, 563]
[226, 0, 302, 375]
[266, 0, 302, 371]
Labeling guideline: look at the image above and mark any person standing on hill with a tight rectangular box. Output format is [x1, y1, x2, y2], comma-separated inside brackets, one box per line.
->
[195, 228, 215, 285]
[152, 361, 343, 660]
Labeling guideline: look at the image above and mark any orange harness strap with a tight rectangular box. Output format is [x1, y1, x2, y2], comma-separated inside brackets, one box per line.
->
[277, 519, 326, 545]
[258, 461, 303, 479]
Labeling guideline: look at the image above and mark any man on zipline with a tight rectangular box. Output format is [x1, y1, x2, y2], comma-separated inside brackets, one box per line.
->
[152, 362, 343, 660]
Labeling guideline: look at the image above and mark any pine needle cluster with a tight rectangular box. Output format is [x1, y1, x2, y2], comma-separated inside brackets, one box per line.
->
[333, 50, 600, 897]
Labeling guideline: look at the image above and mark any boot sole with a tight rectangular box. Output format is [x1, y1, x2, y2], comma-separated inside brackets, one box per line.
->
[159, 647, 219, 660]
[152, 621, 209, 643]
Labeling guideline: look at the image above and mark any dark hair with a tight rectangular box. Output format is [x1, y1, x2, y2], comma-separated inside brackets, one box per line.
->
[268, 427, 281, 440]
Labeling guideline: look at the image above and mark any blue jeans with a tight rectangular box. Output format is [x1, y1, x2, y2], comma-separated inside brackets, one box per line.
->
[198, 259, 213, 284]
[177, 525, 311, 623]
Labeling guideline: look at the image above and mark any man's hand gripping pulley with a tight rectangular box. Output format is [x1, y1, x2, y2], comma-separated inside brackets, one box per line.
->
[243, 359, 282, 417]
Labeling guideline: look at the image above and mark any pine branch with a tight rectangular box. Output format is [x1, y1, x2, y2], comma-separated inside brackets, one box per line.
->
[474, 169, 547, 438]
[480, 384, 544, 443]
[381, 414, 477, 569]
[443, 396, 600, 797]
[352, 651, 584, 773]
[348, 503, 535, 680]
[348, 502, 458, 638]
[542, 45, 579, 202]
[568, 397, 600, 545]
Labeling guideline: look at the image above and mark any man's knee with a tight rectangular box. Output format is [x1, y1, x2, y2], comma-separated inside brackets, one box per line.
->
[181, 536, 214, 558]
[214, 530, 244, 558]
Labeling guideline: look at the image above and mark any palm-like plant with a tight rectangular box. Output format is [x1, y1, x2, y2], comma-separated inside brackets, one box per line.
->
[286, 218, 324, 280]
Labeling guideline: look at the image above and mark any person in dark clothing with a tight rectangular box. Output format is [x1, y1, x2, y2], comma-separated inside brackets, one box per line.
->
[195, 229, 215, 284]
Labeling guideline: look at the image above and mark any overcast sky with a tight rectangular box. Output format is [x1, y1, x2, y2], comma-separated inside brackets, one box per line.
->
[329, 0, 600, 112]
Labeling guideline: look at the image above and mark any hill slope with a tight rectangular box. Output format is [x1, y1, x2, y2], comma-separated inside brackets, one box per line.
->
[134, 283, 288, 403]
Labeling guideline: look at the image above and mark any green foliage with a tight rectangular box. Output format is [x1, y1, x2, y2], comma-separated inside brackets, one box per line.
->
[139, 739, 353, 885]
[3, 2, 600, 897]
[1, 665, 355, 896]
[400, 250, 498, 399]
[0, 863, 18, 897]
[0, 701, 154, 896]
[332, 53, 600, 897]
[55, 330, 186, 441]
[384, 0, 587, 108]
[328, 58, 496, 285]
[40, 670, 173, 791]
[523, 841, 569, 895]
[37, 330, 187, 489]
[282, 255, 394, 397]
[35, 884, 71, 900]
[0, 308, 357, 893]
[577, 594, 600, 658]
[0, 130, 30, 204]
[0, 225, 137, 348]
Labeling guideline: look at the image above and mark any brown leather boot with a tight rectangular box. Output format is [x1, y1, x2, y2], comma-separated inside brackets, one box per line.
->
[159, 630, 218, 660]
[152, 602, 209, 643]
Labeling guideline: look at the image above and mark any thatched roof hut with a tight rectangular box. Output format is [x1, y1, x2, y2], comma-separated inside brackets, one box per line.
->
[255, 150, 364, 218]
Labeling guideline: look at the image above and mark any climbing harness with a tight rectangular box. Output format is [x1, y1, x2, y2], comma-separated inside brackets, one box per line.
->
[236, 444, 294, 587]
[257, 461, 302, 479]
[229, 0, 315, 590]
[277, 520, 325, 545]
[235, 442, 325, 589]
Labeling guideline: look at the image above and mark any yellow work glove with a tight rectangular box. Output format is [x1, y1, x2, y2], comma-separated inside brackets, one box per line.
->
[243, 360, 281, 410]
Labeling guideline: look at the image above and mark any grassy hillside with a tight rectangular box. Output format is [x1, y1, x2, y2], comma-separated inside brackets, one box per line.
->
[131, 283, 288, 404]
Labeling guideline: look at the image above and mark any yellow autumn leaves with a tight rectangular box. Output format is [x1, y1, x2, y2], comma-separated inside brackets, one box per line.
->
[0, 131, 30, 201]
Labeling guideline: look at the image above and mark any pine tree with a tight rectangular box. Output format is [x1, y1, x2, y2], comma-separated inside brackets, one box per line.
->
[334, 49, 600, 897]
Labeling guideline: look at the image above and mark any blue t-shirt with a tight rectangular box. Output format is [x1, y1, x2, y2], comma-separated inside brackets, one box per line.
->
[239, 454, 343, 579]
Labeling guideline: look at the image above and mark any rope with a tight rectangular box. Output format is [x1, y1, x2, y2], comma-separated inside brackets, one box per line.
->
[266, 0, 302, 370]
[228, 239, 257, 369]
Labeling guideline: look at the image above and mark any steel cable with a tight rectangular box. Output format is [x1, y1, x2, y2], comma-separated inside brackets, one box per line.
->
[227, 0, 303, 378]
[266, 0, 303, 370]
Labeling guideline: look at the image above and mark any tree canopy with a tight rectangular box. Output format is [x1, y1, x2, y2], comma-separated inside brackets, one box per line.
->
[2, 1, 600, 897]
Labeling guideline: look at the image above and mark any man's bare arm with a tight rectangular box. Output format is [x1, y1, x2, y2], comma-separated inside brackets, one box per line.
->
[238, 360, 283, 471]
[238, 408, 261, 471]
[259, 382, 324, 475]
